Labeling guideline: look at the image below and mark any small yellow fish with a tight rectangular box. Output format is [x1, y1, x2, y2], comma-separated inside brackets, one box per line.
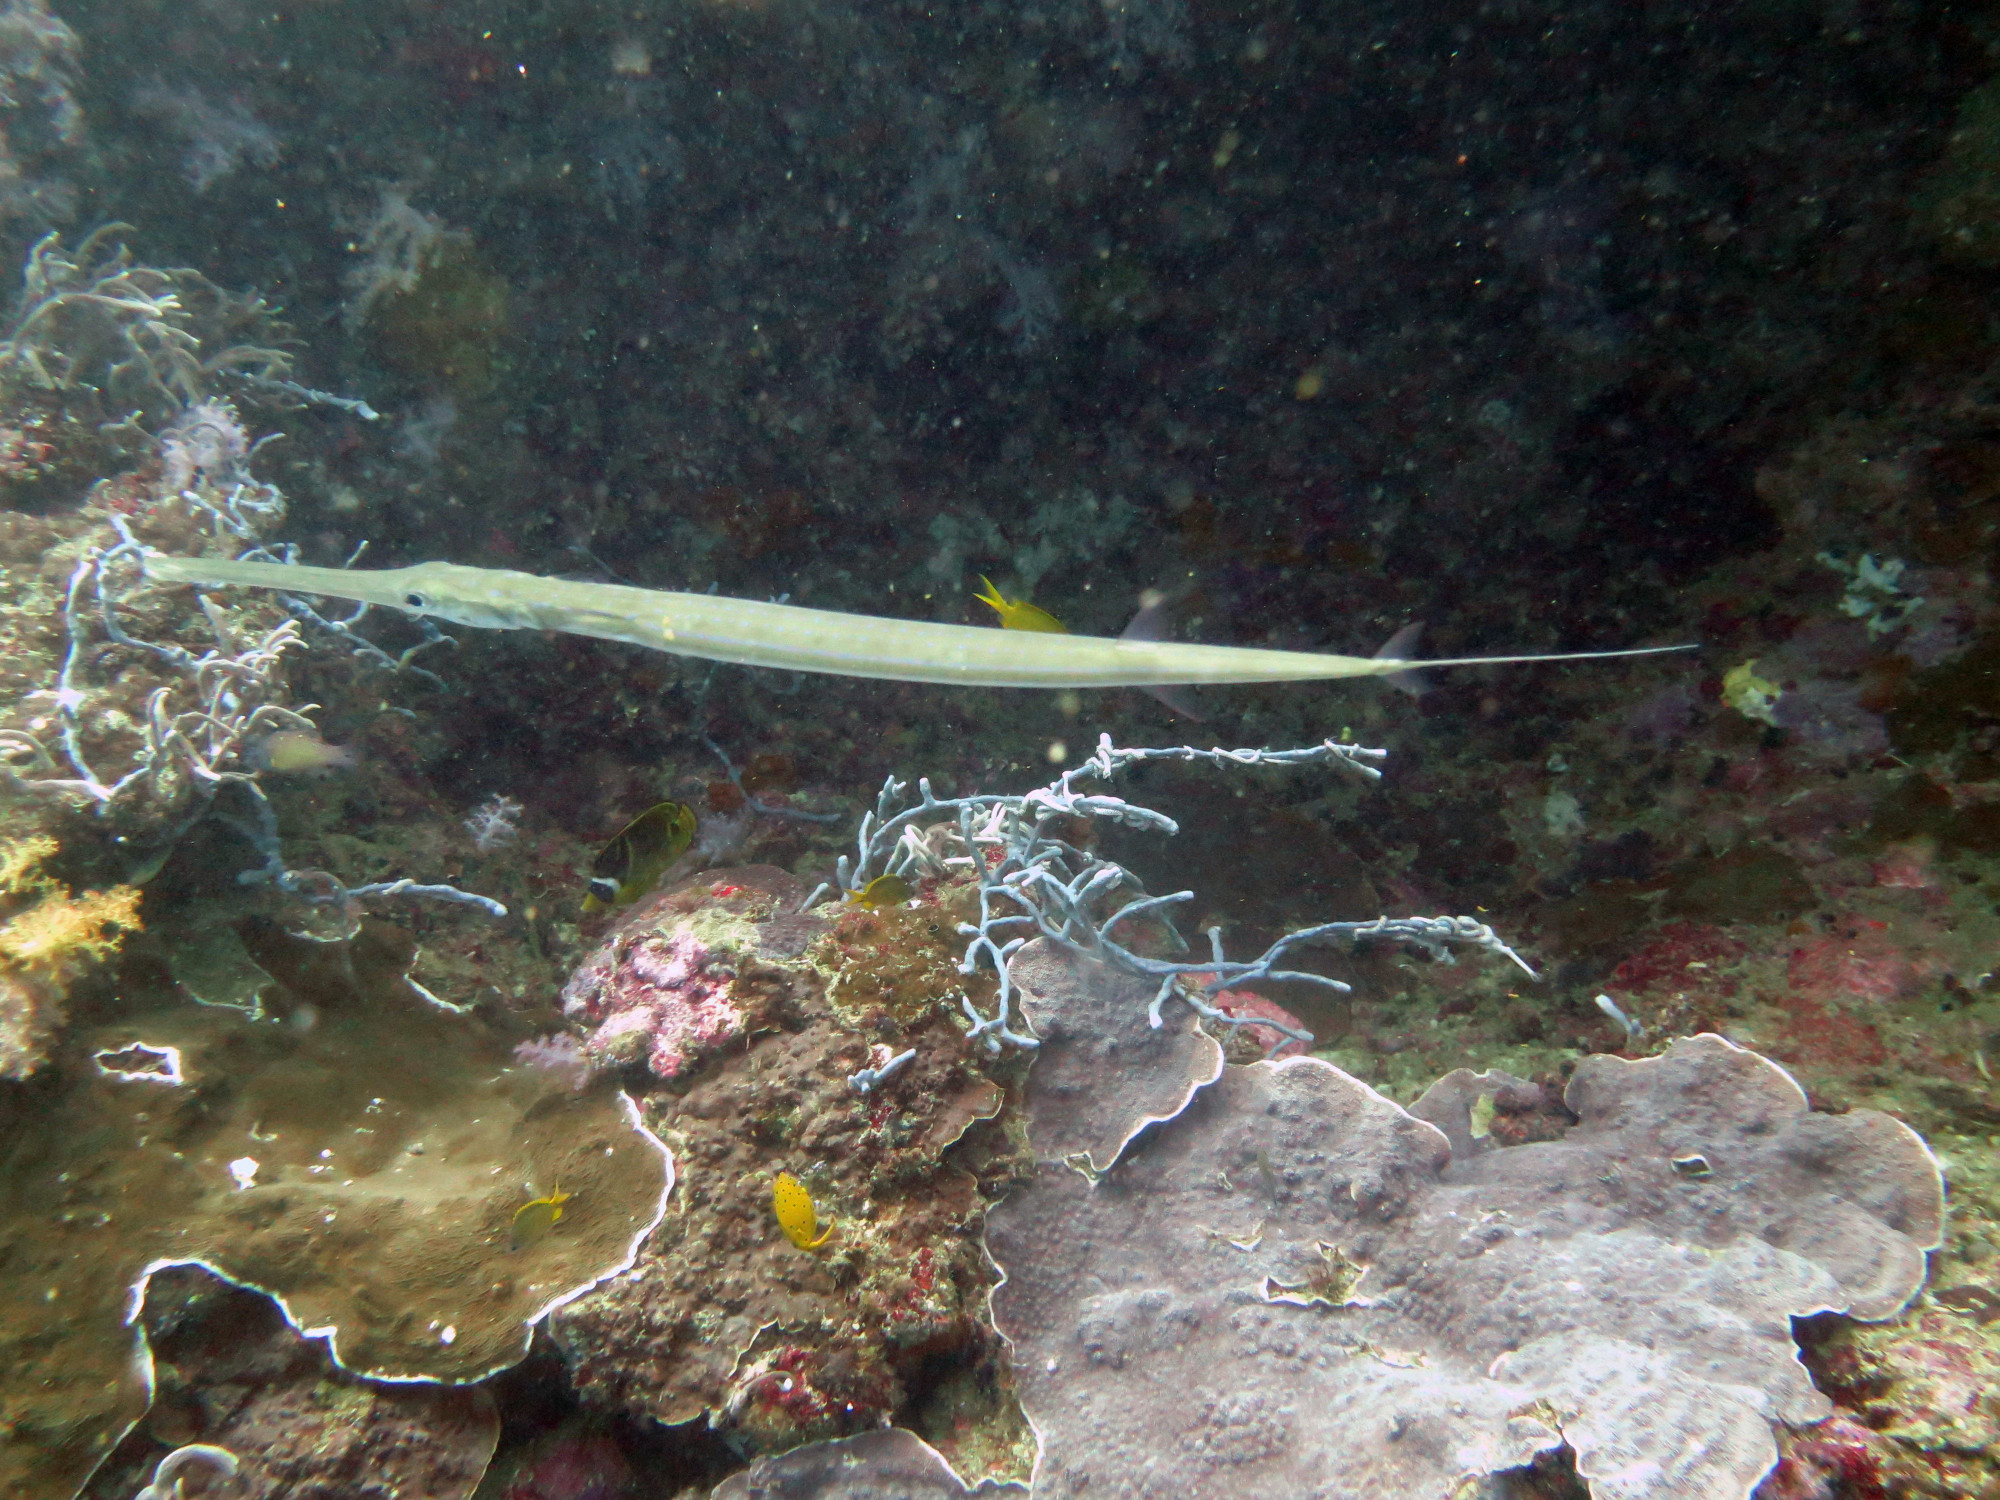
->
[510, 1184, 572, 1250]
[845, 873, 913, 909]
[974, 576, 1066, 634]
[584, 801, 697, 913]
[247, 729, 360, 776]
[772, 1170, 833, 1250]
[1721, 659, 1782, 727]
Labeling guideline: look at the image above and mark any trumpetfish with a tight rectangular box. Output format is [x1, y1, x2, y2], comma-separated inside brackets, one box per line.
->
[142, 553, 1692, 689]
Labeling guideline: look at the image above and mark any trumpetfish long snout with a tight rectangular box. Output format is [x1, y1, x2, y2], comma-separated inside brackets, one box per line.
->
[142, 552, 1694, 690]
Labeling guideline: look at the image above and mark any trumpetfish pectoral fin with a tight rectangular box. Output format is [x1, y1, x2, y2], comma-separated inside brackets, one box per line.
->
[1373, 622, 1430, 699]
[141, 552, 1697, 690]
[1120, 592, 1205, 721]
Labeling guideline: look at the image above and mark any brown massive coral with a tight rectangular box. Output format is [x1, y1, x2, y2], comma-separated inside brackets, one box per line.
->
[0, 946, 671, 1498]
[82, 1267, 501, 1500]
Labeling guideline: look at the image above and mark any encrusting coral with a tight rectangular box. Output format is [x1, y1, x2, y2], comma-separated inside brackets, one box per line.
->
[708, 1428, 979, 1500]
[95, 1268, 499, 1500]
[0, 943, 671, 1499]
[0, 830, 139, 1078]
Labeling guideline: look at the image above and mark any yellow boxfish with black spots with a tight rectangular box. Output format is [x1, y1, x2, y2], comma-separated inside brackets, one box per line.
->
[772, 1170, 834, 1250]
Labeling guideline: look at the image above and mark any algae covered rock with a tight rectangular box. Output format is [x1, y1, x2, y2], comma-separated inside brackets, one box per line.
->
[550, 866, 1014, 1459]
[1914, 78, 2000, 269]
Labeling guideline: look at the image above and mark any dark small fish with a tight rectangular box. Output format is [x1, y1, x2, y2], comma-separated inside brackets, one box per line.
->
[1936, 1285, 2000, 1326]
[1254, 1146, 1281, 1199]
[584, 801, 696, 913]
[846, 873, 913, 909]
[1119, 590, 1204, 721]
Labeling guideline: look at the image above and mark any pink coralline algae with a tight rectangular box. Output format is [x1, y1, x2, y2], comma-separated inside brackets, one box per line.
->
[1869, 841, 1939, 893]
[1753, 1416, 1887, 1500]
[500, 1422, 637, 1500]
[561, 924, 743, 1079]
[1786, 923, 1921, 1005]
[1200, 980, 1309, 1059]
[1608, 921, 1748, 996]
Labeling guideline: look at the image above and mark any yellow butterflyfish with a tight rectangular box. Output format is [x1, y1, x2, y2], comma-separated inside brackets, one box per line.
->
[772, 1170, 834, 1250]
[584, 800, 697, 913]
[973, 576, 1067, 634]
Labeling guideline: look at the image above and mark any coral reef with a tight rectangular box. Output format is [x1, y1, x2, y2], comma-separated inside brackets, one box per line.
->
[987, 950, 1943, 1500]
[550, 865, 1013, 1459]
[2, 0, 1999, 1490]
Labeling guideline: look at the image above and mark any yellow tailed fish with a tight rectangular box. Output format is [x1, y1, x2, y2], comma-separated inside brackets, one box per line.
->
[845, 873, 913, 909]
[142, 553, 1695, 689]
[584, 800, 696, 913]
[974, 575, 1067, 634]
[772, 1170, 834, 1250]
[510, 1183, 572, 1250]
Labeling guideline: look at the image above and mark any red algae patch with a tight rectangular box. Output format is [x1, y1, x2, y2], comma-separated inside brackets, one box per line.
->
[1786, 925, 1924, 1005]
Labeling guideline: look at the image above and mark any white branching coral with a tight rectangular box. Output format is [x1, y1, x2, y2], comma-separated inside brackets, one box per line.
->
[463, 793, 524, 852]
[818, 734, 1523, 1054]
[1818, 549, 1924, 637]
[0, 534, 314, 816]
